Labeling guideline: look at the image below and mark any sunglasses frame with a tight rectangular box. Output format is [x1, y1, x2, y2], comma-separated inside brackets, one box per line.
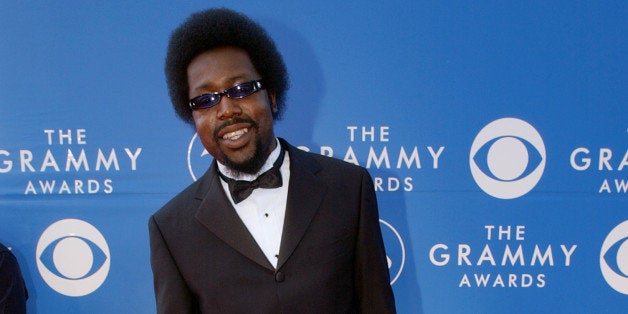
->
[189, 80, 264, 110]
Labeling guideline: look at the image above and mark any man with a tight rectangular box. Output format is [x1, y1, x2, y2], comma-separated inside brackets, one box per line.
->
[149, 8, 396, 313]
[0, 242, 28, 314]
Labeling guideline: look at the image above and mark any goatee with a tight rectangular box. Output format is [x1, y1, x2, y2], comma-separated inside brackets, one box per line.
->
[214, 117, 269, 175]
[222, 136, 269, 175]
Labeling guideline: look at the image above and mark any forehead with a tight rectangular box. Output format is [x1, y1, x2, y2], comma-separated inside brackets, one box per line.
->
[187, 46, 260, 93]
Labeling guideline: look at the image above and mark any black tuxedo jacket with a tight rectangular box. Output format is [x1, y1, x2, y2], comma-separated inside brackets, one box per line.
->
[149, 139, 396, 313]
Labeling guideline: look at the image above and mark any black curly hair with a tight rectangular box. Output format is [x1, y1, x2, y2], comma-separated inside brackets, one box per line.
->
[165, 8, 289, 124]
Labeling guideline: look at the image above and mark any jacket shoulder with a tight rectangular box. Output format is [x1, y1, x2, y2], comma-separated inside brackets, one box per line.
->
[151, 173, 206, 223]
[288, 143, 369, 178]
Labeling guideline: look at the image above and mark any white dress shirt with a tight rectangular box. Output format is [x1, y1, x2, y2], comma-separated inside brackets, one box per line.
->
[217, 139, 290, 268]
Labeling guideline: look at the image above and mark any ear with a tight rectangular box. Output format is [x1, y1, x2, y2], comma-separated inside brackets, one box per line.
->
[268, 92, 278, 113]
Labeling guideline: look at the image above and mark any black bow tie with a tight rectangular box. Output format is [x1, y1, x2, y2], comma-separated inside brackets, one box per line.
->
[219, 148, 285, 204]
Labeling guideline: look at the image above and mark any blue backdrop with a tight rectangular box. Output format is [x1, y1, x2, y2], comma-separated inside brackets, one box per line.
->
[1, 1, 626, 313]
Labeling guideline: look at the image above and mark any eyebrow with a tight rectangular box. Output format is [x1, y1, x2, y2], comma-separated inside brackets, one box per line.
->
[192, 74, 251, 94]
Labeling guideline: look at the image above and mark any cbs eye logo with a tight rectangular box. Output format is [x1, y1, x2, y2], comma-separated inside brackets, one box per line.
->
[188, 133, 212, 181]
[600, 220, 628, 295]
[469, 117, 546, 199]
[36, 219, 110, 297]
[379, 219, 405, 285]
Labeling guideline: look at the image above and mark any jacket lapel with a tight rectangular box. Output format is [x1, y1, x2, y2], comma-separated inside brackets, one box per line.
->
[194, 162, 274, 271]
[277, 141, 327, 269]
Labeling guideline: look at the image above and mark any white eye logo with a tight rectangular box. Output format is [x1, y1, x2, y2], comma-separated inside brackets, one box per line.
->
[379, 219, 405, 285]
[470, 118, 546, 199]
[36, 219, 110, 297]
[600, 220, 628, 295]
[187, 133, 212, 181]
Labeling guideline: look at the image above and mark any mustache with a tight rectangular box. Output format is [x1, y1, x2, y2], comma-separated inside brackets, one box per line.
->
[213, 117, 258, 138]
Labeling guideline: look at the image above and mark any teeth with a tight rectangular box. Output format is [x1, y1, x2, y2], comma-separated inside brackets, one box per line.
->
[222, 128, 248, 141]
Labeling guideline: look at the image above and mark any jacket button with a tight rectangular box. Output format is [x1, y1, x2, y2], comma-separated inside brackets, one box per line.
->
[275, 271, 285, 282]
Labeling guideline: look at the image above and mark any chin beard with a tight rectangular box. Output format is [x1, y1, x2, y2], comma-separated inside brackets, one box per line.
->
[222, 137, 269, 175]
[215, 118, 271, 175]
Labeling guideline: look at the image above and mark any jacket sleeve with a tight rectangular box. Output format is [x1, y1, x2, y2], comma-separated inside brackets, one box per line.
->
[0, 245, 28, 314]
[354, 169, 397, 313]
[148, 216, 199, 314]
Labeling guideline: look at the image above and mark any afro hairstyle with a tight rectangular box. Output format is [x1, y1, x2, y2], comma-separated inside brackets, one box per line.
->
[165, 8, 289, 123]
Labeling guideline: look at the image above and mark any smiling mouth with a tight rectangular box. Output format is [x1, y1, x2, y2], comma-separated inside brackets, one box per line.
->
[222, 128, 248, 141]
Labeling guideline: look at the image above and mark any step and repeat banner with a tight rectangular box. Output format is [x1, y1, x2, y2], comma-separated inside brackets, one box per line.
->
[1, 1, 626, 313]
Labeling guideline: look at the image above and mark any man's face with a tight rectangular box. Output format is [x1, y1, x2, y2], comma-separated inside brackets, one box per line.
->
[187, 46, 277, 174]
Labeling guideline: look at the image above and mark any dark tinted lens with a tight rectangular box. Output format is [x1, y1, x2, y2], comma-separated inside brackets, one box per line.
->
[189, 80, 263, 110]
[190, 93, 220, 109]
[226, 81, 256, 98]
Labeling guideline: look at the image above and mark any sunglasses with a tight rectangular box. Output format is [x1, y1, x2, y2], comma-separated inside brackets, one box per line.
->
[189, 80, 265, 110]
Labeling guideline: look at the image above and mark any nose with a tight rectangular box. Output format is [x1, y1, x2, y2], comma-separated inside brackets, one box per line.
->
[216, 96, 242, 120]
